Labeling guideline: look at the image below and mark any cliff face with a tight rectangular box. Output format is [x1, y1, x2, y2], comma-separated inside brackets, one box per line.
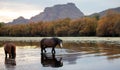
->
[30, 3, 84, 22]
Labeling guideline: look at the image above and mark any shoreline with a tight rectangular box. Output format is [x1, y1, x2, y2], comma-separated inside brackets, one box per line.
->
[0, 37, 120, 44]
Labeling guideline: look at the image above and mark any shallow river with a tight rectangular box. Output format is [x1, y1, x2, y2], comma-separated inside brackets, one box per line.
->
[0, 37, 120, 70]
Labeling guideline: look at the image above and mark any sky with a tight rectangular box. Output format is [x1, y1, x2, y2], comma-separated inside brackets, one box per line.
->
[0, 0, 120, 23]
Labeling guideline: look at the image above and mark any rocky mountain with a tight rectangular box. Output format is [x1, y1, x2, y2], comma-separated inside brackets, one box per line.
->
[90, 7, 120, 17]
[8, 3, 120, 24]
[8, 16, 29, 24]
[30, 3, 84, 22]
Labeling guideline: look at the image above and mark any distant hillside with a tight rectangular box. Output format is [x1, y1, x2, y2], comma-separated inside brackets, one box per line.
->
[8, 3, 120, 24]
[90, 7, 120, 17]
[30, 3, 84, 22]
[8, 16, 29, 24]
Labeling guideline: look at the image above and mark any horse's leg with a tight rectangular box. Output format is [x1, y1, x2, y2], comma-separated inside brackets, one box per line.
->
[52, 47, 55, 54]
[43, 47, 46, 53]
[41, 44, 44, 53]
[41, 45, 47, 53]
[41, 47, 43, 53]
[9, 53, 12, 59]
[40, 41, 44, 53]
[12, 53, 16, 59]
[41, 47, 47, 53]
[5, 51, 7, 58]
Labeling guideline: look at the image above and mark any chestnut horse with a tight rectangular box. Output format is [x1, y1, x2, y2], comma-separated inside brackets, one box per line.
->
[40, 37, 63, 53]
[4, 43, 16, 59]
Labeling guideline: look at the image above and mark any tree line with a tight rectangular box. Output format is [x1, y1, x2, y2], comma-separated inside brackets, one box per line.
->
[0, 11, 120, 37]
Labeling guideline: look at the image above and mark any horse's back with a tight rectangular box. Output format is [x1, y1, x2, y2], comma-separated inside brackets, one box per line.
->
[4, 43, 16, 53]
[41, 38, 56, 47]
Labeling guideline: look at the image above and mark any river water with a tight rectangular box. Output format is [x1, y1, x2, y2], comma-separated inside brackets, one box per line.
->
[0, 37, 120, 70]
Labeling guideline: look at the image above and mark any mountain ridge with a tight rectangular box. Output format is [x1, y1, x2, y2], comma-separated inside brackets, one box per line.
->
[8, 3, 84, 24]
[30, 3, 84, 22]
[90, 7, 120, 17]
[7, 3, 120, 24]
[8, 16, 29, 24]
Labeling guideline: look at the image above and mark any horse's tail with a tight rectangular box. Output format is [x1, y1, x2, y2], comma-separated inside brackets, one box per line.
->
[40, 39, 45, 53]
[40, 39, 44, 48]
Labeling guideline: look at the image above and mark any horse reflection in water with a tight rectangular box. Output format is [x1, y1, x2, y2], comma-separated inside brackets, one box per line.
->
[5, 58, 16, 68]
[41, 53, 63, 67]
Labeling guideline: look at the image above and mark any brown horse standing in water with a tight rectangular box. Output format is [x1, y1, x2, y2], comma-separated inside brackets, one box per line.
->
[40, 37, 63, 53]
[4, 43, 16, 59]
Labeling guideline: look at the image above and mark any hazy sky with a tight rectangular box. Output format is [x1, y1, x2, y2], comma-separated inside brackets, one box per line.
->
[0, 0, 120, 23]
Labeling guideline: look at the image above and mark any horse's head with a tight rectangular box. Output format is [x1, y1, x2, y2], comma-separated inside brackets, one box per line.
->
[54, 38, 63, 48]
[59, 39, 63, 48]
